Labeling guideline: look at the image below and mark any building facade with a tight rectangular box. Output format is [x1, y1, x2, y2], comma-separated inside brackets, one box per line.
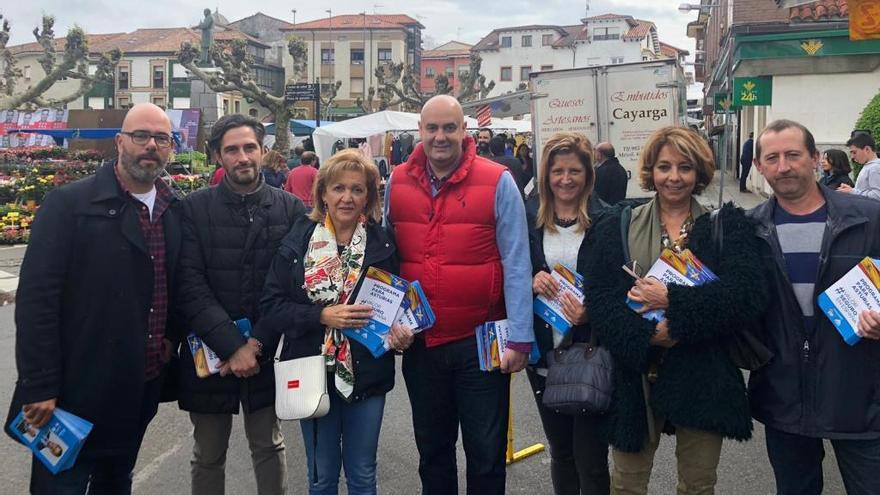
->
[5, 12, 283, 120]
[686, 0, 880, 193]
[281, 14, 424, 118]
[473, 14, 664, 97]
[420, 41, 473, 94]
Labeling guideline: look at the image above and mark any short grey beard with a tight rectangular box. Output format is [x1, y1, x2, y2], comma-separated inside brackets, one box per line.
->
[121, 156, 164, 184]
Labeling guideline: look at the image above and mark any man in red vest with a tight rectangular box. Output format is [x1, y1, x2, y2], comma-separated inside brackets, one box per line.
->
[384, 95, 534, 494]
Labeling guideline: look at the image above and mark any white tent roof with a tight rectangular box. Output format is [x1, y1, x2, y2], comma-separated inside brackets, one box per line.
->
[312, 111, 421, 162]
[312, 110, 533, 162]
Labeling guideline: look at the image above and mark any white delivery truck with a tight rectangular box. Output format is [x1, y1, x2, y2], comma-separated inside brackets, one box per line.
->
[530, 58, 687, 199]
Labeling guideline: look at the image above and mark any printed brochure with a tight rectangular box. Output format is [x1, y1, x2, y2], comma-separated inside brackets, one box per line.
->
[187, 318, 252, 378]
[8, 408, 93, 474]
[627, 249, 718, 322]
[342, 267, 410, 358]
[817, 257, 880, 346]
[533, 263, 584, 335]
[395, 281, 436, 333]
[475, 319, 540, 372]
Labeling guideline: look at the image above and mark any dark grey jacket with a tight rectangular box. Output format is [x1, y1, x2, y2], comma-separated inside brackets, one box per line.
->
[176, 177, 305, 414]
[747, 186, 880, 439]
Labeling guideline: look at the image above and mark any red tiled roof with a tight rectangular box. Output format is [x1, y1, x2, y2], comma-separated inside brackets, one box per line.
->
[789, 0, 848, 21]
[624, 20, 655, 40]
[282, 14, 422, 31]
[7, 27, 267, 56]
[422, 48, 471, 59]
[97, 27, 268, 53]
[7, 33, 126, 56]
[659, 41, 689, 58]
[553, 25, 589, 47]
[587, 13, 630, 21]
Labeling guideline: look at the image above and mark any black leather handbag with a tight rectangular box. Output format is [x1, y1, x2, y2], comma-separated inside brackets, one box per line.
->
[711, 209, 774, 371]
[542, 331, 615, 416]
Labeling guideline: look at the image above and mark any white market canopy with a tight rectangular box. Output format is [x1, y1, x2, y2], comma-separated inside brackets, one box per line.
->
[312, 110, 533, 162]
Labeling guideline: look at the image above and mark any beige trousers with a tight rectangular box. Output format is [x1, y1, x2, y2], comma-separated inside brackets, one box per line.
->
[189, 406, 287, 495]
[610, 418, 722, 495]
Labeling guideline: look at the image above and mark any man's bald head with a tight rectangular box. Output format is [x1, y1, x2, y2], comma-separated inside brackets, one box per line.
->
[121, 103, 172, 133]
[595, 142, 614, 163]
[420, 95, 464, 123]
[418, 95, 468, 176]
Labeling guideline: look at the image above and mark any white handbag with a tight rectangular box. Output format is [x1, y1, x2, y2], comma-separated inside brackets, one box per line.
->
[274, 354, 331, 421]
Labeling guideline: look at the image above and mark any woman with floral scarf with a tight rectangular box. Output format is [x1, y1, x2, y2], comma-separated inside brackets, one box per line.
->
[261, 149, 398, 495]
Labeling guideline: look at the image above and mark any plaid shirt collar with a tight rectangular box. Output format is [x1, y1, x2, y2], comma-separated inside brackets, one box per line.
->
[113, 163, 175, 220]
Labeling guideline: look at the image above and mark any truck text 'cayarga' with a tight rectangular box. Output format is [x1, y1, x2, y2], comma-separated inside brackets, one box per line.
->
[612, 107, 669, 122]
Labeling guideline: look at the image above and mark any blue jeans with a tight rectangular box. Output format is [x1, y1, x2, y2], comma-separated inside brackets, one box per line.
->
[765, 426, 880, 495]
[300, 393, 386, 495]
[402, 337, 510, 495]
[29, 375, 163, 495]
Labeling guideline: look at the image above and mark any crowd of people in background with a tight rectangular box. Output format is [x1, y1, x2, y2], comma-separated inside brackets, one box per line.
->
[8, 99, 880, 495]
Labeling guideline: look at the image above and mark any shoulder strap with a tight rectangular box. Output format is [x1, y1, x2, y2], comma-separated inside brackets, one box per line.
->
[710, 208, 723, 260]
[620, 206, 633, 264]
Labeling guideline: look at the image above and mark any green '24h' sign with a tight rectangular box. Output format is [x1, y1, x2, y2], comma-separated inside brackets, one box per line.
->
[733, 77, 772, 106]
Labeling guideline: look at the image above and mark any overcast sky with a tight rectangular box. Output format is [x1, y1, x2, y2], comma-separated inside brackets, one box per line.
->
[3, 1, 704, 97]
[4, 1, 698, 51]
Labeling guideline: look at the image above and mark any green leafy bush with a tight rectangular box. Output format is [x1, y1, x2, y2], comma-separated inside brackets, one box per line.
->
[854, 91, 880, 180]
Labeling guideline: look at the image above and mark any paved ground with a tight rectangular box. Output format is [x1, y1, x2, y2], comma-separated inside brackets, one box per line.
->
[0, 181, 850, 494]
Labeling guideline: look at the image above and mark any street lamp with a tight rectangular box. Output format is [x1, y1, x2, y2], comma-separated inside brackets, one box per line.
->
[679, 1, 731, 207]
[291, 9, 296, 26]
[678, 3, 719, 13]
[361, 12, 368, 102]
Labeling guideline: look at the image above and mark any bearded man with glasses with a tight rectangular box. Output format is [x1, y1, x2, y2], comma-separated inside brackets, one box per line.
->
[7, 103, 184, 494]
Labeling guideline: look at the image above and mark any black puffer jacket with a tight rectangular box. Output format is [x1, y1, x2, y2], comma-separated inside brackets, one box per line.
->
[526, 194, 607, 369]
[176, 177, 305, 414]
[260, 216, 397, 402]
[584, 202, 768, 452]
[747, 187, 880, 439]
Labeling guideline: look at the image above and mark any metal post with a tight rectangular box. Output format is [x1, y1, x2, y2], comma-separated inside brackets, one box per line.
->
[719, 33, 733, 208]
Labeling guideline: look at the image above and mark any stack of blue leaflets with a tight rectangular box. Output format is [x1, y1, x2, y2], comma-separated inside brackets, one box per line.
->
[342, 267, 410, 358]
[8, 408, 93, 474]
[533, 263, 584, 336]
[187, 318, 252, 378]
[475, 319, 540, 371]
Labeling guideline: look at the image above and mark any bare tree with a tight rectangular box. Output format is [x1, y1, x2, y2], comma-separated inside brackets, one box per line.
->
[0, 14, 121, 110]
[356, 52, 494, 114]
[179, 35, 328, 152]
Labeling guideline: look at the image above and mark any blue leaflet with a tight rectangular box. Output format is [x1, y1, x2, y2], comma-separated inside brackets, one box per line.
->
[8, 408, 93, 474]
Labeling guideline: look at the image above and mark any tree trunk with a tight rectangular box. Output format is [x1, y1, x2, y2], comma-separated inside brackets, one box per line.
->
[272, 105, 293, 152]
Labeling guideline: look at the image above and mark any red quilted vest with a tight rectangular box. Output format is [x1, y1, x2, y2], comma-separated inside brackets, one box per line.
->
[389, 135, 507, 347]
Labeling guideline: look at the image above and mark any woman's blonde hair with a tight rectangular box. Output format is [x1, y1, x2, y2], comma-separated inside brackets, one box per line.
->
[308, 148, 382, 223]
[262, 150, 287, 173]
[638, 126, 715, 195]
[536, 132, 595, 233]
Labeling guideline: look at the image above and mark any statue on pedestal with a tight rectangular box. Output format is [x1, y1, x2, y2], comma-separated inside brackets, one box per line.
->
[197, 8, 214, 67]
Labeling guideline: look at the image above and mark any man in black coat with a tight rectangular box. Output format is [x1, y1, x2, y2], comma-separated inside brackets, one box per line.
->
[593, 142, 628, 204]
[177, 114, 304, 494]
[739, 132, 754, 192]
[10, 103, 182, 494]
[748, 120, 880, 495]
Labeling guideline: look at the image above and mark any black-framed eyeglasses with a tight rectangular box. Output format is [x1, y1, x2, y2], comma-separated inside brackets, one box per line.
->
[121, 131, 173, 148]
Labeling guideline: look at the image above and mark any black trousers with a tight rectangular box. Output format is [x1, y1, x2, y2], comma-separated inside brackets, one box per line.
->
[526, 367, 610, 495]
[402, 337, 510, 495]
[29, 375, 163, 495]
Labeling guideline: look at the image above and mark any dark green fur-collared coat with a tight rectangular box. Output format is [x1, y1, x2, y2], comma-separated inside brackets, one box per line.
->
[583, 203, 768, 453]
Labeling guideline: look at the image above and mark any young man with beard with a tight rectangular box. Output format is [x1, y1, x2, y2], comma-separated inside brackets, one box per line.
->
[176, 114, 304, 495]
[9, 103, 182, 494]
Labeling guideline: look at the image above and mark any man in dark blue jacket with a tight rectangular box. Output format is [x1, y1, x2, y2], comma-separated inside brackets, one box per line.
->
[10, 103, 182, 494]
[749, 119, 880, 495]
